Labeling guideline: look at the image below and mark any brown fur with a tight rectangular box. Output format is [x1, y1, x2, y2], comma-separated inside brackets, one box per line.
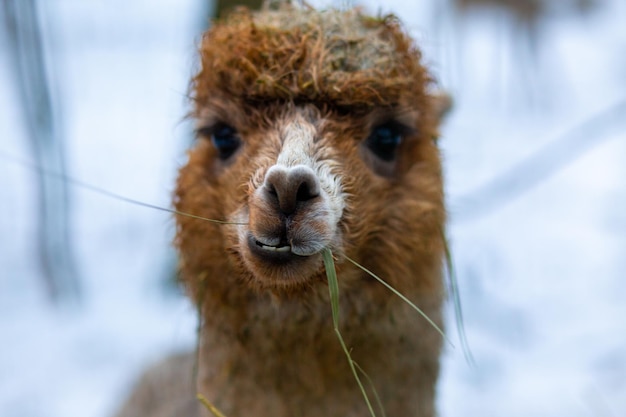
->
[115, 5, 446, 417]
[115, 353, 199, 417]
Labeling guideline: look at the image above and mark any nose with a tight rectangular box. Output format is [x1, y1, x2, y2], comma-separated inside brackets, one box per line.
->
[263, 165, 320, 215]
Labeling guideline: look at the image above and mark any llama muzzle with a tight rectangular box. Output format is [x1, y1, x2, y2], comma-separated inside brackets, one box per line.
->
[238, 115, 345, 286]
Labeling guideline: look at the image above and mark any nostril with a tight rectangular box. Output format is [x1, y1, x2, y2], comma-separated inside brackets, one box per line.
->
[296, 181, 315, 202]
[263, 165, 320, 215]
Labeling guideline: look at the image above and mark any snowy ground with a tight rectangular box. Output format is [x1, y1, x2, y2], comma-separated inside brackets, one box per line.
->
[0, 1, 624, 416]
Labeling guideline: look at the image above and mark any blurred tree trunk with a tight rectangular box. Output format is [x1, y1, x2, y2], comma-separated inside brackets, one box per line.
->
[2, 0, 80, 303]
[213, 0, 263, 18]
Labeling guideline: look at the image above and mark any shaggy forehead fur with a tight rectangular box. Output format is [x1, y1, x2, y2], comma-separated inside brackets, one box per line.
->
[193, 6, 431, 109]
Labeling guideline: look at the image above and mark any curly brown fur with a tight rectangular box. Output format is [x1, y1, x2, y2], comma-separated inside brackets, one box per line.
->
[193, 7, 431, 109]
[116, 4, 447, 417]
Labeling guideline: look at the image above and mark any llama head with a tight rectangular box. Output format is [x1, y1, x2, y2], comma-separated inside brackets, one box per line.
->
[175, 6, 446, 300]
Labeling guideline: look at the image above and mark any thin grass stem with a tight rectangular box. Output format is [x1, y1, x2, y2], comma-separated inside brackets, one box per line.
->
[197, 394, 228, 417]
[354, 362, 387, 417]
[344, 255, 452, 347]
[0, 151, 244, 225]
[322, 248, 378, 417]
[441, 229, 475, 365]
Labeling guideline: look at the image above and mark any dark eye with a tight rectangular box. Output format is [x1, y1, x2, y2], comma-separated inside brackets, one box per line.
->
[366, 123, 403, 161]
[198, 124, 241, 160]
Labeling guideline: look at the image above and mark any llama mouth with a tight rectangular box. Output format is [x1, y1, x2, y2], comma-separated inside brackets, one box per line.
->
[255, 240, 291, 253]
[247, 233, 308, 262]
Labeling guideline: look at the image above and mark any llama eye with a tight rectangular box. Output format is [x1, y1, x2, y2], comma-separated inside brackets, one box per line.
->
[200, 124, 241, 160]
[366, 123, 403, 161]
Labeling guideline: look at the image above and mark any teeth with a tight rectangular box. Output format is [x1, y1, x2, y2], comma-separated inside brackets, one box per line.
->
[256, 241, 291, 253]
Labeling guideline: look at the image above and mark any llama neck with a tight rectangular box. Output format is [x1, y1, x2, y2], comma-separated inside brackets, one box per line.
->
[195, 278, 443, 417]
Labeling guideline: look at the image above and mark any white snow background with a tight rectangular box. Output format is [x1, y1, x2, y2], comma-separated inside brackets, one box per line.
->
[0, 0, 624, 416]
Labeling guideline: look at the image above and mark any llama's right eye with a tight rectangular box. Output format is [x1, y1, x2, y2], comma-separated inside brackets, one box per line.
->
[201, 124, 241, 160]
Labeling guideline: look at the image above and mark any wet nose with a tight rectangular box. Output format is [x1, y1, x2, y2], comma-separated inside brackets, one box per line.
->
[263, 165, 320, 215]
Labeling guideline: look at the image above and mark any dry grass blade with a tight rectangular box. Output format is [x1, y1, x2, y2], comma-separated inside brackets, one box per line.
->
[441, 230, 475, 365]
[344, 255, 451, 346]
[197, 394, 228, 417]
[354, 362, 387, 417]
[0, 151, 244, 225]
[322, 248, 379, 417]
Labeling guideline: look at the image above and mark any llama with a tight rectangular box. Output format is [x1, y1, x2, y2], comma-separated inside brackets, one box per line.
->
[116, 5, 449, 417]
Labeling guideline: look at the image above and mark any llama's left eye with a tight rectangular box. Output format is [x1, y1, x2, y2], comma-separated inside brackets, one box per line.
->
[366, 123, 403, 161]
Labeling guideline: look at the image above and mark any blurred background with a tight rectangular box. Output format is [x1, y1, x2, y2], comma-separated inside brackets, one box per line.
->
[0, 0, 624, 416]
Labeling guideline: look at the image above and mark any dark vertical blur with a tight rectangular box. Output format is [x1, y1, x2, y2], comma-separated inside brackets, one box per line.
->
[443, 0, 611, 214]
[212, 0, 263, 18]
[449, 0, 603, 80]
[2, 0, 80, 303]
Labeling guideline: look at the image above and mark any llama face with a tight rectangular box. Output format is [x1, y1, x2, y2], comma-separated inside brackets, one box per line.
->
[181, 98, 438, 295]
[175, 7, 444, 297]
